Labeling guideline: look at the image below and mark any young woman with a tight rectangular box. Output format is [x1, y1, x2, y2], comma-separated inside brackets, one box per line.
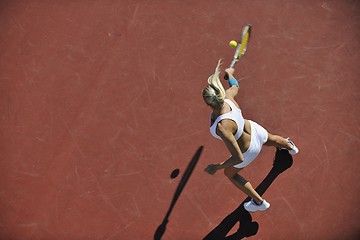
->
[202, 60, 298, 212]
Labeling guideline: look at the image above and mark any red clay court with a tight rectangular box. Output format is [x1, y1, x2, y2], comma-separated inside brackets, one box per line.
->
[1, 0, 359, 239]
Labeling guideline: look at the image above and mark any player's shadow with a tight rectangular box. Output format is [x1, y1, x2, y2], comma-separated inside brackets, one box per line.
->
[203, 149, 293, 240]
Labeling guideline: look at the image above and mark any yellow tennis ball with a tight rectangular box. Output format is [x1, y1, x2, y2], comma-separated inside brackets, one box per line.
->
[229, 40, 238, 48]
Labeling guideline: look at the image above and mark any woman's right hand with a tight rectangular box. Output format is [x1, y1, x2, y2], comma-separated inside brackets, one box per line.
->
[225, 68, 235, 76]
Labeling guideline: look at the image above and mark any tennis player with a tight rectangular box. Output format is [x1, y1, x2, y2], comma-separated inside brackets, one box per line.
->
[203, 60, 298, 212]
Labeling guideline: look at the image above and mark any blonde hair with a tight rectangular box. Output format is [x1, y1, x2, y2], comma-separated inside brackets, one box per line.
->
[202, 59, 226, 109]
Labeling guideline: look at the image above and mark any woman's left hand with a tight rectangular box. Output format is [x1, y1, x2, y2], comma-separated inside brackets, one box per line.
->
[204, 164, 218, 175]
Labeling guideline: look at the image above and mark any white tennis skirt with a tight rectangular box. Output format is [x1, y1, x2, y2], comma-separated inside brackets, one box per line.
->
[233, 120, 268, 168]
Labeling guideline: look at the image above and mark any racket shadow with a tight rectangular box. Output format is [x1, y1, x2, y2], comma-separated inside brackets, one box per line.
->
[154, 146, 203, 240]
[203, 149, 293, 240]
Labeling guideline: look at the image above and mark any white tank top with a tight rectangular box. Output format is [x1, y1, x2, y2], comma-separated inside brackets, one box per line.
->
[210, 99, 245, 141]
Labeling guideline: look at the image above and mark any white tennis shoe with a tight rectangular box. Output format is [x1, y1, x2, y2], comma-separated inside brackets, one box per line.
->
[286, 138, 299, 155]
[244, 199, 270, 212]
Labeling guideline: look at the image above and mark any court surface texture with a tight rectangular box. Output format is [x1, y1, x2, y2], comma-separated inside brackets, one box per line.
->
[1, 0, 359, 239]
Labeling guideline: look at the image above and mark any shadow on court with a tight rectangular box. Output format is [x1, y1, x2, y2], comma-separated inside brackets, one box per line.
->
[203, 149, 293, 240]
[154, 146, 204, 240]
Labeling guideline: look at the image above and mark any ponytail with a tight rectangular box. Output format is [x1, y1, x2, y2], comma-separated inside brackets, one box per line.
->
[202, 59, 226, 109]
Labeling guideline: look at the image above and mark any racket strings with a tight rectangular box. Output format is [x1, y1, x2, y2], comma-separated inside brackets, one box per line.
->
[238, 32, 249, 57]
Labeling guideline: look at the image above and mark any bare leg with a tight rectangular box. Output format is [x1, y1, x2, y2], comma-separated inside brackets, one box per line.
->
[224, 166, 263, 204]
[265, 133, 292, 149]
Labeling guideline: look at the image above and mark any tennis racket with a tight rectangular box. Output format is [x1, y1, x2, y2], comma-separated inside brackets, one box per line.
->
[224, 24, 252, 80]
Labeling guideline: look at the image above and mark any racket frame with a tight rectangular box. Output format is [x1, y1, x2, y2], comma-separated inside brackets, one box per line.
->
[229, 24, 252, 68]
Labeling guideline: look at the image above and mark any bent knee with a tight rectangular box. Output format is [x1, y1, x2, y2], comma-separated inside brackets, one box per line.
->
[265, 133, 280, 146]
[224, 166, 241, 178]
